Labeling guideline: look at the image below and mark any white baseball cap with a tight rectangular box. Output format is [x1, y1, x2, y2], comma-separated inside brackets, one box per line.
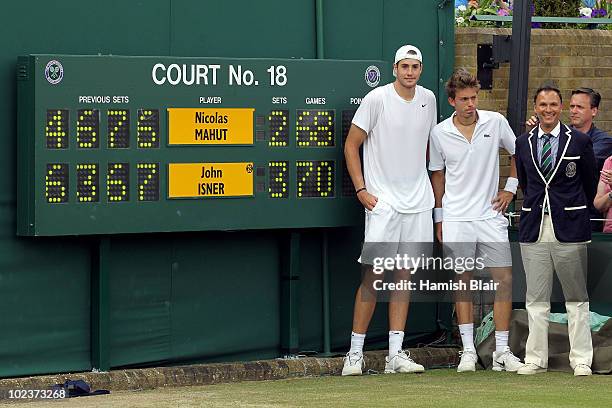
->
[394, 45, 423, 65]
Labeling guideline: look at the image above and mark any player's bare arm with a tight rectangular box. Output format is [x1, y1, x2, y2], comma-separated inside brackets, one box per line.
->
[344, 124, 378, 210]
[492, 156, 517, 213]
[431, 169, 445, 242]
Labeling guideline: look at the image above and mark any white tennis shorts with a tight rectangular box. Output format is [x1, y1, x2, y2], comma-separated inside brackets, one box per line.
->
[359, 199, 433, 266]
[443, 213, 512, 271]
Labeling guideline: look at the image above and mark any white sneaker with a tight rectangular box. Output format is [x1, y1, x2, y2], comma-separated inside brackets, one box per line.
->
[384, 350, 425, 373]
[517, 363, 547, 375]
[457, 349, 478, 372]
[574, 364, 592, 376]
[492, 347, 525, 372]
[342, 351, 364, 376]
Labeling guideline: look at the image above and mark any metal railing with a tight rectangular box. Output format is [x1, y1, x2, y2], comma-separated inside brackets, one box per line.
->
[471, 15, 612, 28]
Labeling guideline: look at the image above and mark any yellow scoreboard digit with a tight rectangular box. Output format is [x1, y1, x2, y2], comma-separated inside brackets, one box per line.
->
[296, 109, 335, 147]
[77, 109, 99, 148]
[46, 109, 68, 149]
[107, 163, 129, 202]
[108, 109, 130, 148]
[137, 109, 159, 148]
[268, 110, 289, 147]
[137, 163, 160, 201]
[296, 161, 334, 198]
[45, 163, 68, 203]
[268, 161, 288, 198]
[76, 164, 99, 202]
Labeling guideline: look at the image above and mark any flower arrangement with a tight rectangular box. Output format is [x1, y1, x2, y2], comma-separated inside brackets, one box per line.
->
[579, 0, 611, 18]
[455, 0, 612, 27]
[455, 0, 511, 27]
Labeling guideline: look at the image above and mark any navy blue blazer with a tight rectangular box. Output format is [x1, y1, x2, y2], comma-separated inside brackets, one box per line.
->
[515, 123, 598, 243]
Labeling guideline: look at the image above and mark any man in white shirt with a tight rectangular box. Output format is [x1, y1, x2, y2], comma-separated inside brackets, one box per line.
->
[342, 45, 437, 375]
[429, 68, 524, 373]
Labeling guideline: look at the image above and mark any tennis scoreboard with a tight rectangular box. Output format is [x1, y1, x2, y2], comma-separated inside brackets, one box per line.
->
[17, 55, 388, 236]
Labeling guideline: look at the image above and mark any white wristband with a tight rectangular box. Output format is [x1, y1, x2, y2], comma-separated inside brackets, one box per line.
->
[433, 208, 443, 223]
[503, 177, 519, 195]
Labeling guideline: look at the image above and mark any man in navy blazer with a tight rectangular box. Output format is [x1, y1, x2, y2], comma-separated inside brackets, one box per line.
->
[515, 84, 598, 376]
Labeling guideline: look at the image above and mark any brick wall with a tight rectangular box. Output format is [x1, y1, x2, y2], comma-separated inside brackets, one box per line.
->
[455, 27, 612, 213]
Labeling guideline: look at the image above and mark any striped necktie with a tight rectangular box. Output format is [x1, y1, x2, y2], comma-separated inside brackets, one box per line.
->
[540, 133, 553, 180]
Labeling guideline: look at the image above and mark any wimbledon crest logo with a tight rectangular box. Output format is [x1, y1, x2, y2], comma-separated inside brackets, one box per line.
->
[365, 65, 380, 87]
[45, 60, 64, 85]
[565, 162, 577, 178]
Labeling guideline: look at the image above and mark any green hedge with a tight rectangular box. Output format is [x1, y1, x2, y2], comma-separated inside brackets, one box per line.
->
[535, 0, 584, 29]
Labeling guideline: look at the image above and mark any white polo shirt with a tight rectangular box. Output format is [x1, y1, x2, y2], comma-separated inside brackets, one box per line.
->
[429, 110, 516, 221]
[352, 83, 437, 213]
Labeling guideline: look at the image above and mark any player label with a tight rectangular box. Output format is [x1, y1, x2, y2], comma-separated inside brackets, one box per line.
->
[168, 108, 254, 145]
[168, 162, 253, 198]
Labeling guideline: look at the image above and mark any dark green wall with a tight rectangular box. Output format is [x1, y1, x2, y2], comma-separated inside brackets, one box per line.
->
[0, 0, 454, 377]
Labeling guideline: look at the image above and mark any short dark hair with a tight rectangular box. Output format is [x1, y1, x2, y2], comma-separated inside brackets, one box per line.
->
[571, 87, 601, 109]
[445, 68, 480, 99]
[534, 84, 562, 104]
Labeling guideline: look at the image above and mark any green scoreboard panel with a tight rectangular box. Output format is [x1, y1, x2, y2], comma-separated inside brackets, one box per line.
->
[17, 55, 388, 236]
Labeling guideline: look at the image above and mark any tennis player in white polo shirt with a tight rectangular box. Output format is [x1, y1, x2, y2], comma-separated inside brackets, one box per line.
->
[429, 68, 524, 373]
[342, 45, 436, 376]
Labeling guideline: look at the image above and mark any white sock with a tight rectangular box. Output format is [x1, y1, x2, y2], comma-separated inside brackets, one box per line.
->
[388, 331, 404, 357]
[458, 323, 475, 352]
[349, 332, 366, 354]
[495, 330, 509, 353]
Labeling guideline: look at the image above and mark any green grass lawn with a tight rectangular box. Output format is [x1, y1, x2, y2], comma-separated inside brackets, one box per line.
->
[18, 369, 612, 408]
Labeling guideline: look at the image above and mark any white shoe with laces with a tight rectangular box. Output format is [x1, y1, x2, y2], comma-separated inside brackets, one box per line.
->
[492, 347, 525, 372]
[384, 350, 425, 373]
[342, 351, 365, 376]
[457, 349, 478, 372]
[574, 364, 592, 376]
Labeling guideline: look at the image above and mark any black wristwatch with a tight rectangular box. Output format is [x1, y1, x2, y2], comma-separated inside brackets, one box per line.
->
[608, 191, 612, 201]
